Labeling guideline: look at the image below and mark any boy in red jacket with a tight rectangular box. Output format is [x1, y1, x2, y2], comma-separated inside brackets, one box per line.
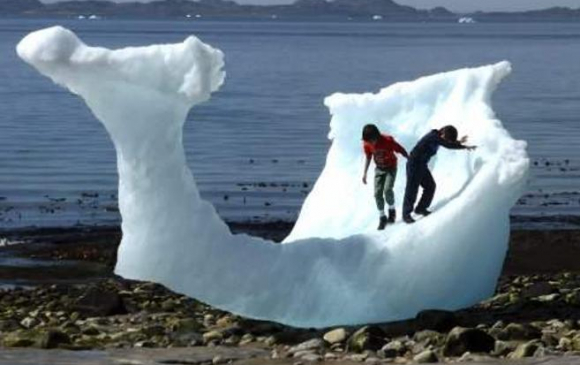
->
[362, 124, 409, 230]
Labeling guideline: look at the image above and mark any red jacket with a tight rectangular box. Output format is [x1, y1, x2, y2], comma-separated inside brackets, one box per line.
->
[363, 134, 408, 169]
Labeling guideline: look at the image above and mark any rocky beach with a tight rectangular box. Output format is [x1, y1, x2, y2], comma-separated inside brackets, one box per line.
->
[1, 224, 580, 364]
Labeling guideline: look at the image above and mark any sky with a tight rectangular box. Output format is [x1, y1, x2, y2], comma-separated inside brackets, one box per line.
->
[40, 0, 580, 13]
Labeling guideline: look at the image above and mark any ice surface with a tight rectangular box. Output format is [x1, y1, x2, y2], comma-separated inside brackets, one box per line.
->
[18, 27, 529, 328]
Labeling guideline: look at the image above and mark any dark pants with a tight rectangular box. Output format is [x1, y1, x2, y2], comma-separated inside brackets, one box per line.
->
[403, 159, 436, 217]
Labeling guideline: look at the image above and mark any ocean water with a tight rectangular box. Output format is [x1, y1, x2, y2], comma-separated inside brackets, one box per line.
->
[0, 18, 579, 228]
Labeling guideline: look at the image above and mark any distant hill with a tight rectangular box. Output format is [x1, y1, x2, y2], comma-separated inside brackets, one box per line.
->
[0, 0, 451, 20]
[0, 0, 578, 21]
[470, 7, 580, 22]
[0, 0, 43, 14]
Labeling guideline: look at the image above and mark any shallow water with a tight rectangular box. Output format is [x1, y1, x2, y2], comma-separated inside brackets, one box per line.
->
[1, 19, 579, 228]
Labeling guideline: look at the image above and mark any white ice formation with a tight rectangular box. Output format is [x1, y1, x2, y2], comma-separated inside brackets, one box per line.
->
[17, 26, 529, 328]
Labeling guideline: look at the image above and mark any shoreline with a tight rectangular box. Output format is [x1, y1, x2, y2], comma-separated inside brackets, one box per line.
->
[1, 223, 580, 281]
[1, 224, 580, 363]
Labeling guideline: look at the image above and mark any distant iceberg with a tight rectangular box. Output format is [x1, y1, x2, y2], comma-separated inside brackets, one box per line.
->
[17, 26, 528, 328]
[458, 17, 476, 24]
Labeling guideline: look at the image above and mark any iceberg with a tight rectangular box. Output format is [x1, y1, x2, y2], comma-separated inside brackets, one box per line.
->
[17, 26, 529, 328]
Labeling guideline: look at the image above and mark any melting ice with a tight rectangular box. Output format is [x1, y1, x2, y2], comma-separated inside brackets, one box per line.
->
[17, 26, 529, 328]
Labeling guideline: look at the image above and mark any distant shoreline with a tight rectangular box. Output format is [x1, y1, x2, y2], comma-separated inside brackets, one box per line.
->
[2, 0, 580, 23]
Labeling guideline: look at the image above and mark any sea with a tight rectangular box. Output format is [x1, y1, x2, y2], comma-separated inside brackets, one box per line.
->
[1, 18, 579, 229]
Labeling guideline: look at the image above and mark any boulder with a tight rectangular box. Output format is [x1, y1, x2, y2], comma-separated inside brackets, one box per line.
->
[203, 330, 224, 343]
[565, 290, 580, 306]
[443, 327, 495, 357]
[20, 317, 39, 329]
[2, 331, 36, 347]
[36, 329, 71, 349]
[323, 328, 348, 344]
[493, 340, 517, 357]
[170, 318, 203, 334]
[497, 323, 541, 341]
[346, 326, 386, 353]
[522, 282, 553, 298]
[415, 310, 457, 332]
[414, 330, 444, 347]
[288, 338, 325, 355]
[413, 349, 438, 363]
[509, 340, 542, 359]
[378, 340, 405, 358]
[74, 285, 127, 317]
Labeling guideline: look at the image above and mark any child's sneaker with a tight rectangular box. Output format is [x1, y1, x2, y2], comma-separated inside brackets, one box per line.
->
[378, 216, 388, 230]
[403, 215, 415, 224]
[388, 208, 396, 223]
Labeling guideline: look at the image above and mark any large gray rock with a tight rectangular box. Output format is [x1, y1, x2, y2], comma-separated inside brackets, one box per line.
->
[443, 327, 495, 357]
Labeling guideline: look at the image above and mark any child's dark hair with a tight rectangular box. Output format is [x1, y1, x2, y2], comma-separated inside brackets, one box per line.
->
[362, 124, 381, 142]
[440, 125, 458, 142]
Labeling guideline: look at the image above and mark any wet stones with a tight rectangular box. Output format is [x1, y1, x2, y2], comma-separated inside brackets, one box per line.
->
[4, 272, 580, 363]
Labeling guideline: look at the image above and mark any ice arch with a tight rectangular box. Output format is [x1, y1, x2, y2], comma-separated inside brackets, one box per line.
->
[17, 27, 529, 328]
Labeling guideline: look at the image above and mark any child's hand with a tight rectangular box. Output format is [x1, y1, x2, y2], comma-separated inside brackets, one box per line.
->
[459, 135, 469, 144]
[362, 174, 367, 184]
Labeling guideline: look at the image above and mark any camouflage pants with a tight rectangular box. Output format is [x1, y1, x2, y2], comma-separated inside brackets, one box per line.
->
[374, 166, 397, 211]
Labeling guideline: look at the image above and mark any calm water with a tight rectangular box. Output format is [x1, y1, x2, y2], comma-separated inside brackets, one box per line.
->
[1, 18, 579, 228]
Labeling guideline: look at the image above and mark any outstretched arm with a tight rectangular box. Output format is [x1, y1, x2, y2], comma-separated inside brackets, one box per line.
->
[459, 135, 477, 150]
[437, 134, 476, 150]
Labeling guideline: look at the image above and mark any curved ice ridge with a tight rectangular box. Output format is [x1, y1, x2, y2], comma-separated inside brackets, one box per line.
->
[17, 26, 529, 328]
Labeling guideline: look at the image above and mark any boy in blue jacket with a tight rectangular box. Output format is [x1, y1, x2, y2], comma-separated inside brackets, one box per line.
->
[403, 125, 476, 224]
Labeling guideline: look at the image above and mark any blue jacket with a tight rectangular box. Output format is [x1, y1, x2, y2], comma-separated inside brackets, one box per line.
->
[409, 129, 465, 163]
